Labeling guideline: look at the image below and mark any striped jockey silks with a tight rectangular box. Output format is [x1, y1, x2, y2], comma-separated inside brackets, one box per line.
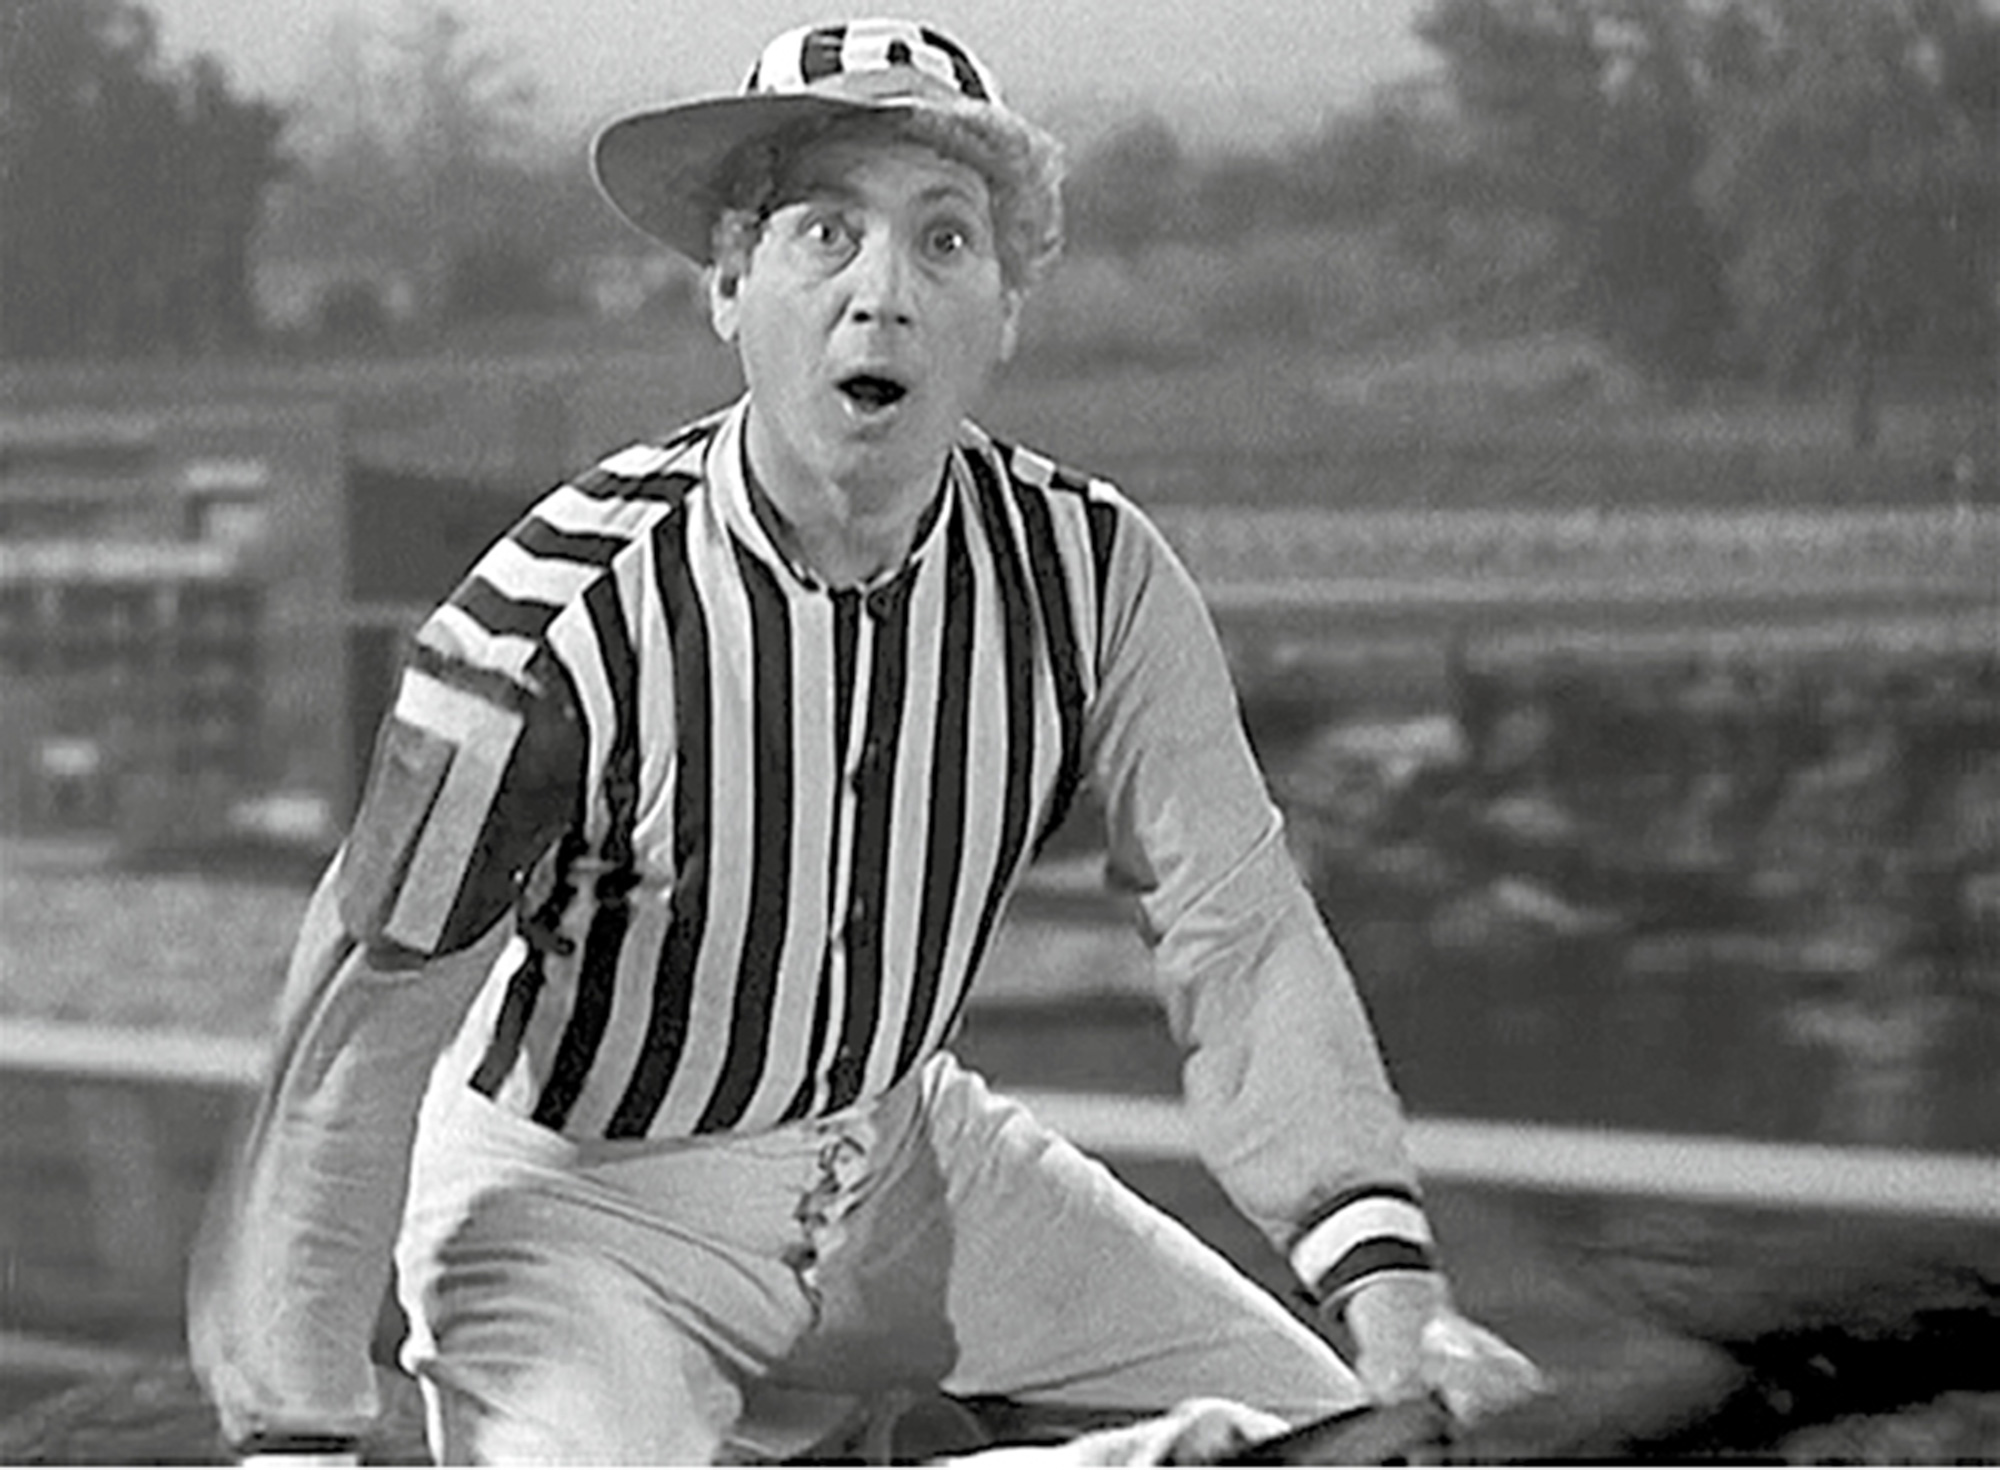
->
[348, 394, 1442, 1302]
[402, 399, 1117, 1142]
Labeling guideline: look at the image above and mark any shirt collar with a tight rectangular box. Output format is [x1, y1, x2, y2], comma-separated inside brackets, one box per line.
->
[706, 395, 960, 595]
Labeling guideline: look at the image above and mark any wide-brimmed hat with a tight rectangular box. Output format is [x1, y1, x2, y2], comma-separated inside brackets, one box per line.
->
[593, 18, 1034, 265]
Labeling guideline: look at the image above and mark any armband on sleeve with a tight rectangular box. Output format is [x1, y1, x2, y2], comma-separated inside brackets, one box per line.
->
[1290, 1186, 1440, 1306]
[338, 648, 582, 962]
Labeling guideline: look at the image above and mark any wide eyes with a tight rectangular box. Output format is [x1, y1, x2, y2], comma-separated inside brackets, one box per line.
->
[779, 204, 987, 270]
[923, 221, 973, 261]
[798, 210, 859, 257]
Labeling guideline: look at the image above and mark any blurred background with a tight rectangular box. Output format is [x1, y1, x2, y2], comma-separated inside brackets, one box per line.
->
[2, 0, 1997, 1461]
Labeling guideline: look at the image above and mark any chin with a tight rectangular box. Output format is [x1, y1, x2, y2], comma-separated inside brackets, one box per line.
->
[828, 418, 952, 476]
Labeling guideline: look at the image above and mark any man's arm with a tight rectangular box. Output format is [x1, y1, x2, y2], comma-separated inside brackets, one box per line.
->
[1083, 498, 1540, 1420]
[187, 643, 585, 1452]
[186, 862, 507, 1450]
[1085, 498, 1431, 1291]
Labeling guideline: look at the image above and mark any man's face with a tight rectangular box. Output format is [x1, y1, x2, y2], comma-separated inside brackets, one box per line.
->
[711, 133, 1022, 504]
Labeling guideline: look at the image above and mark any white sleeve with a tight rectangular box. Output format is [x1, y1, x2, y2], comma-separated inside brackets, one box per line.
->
[187, 855, 505, 1446]
[1085, 501, 1442, 1303]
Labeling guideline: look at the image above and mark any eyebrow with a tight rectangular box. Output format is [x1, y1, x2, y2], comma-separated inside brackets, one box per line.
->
[777, 172, 987, 212]
[913, 181, 985, 210]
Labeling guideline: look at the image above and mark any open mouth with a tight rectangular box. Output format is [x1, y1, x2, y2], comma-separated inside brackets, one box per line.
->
[837, 373, 910, 413]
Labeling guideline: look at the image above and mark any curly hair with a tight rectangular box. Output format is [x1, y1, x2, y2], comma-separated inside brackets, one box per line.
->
[706, 104, 1065, 293]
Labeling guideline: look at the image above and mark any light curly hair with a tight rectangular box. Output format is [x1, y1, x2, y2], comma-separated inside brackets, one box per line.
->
[706, 105, 1065, 293]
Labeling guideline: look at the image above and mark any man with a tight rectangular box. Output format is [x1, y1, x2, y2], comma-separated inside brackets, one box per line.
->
[189, 19, 1542, 1464]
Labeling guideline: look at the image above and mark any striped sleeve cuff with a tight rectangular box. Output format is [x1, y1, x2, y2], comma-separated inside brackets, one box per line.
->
[1289, 1187, 1440, 1304]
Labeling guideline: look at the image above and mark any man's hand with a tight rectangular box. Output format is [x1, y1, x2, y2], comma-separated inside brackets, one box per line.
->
[1336, 1275, 1546, 1425]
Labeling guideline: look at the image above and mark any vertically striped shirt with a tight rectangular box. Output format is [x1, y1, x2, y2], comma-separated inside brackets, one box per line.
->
[398, 399, 1112, 1140]
[343, 394, 1433, 1303]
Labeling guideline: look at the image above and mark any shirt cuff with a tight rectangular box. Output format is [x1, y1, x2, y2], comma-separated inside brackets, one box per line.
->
[231, 1432, 363, 1466]
[1289, 1187, 1440, 1304]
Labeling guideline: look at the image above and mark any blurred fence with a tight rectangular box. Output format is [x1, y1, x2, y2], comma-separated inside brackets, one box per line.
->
[1011, 1090, 2000, 1222]
[1158, 505, 2000, 590]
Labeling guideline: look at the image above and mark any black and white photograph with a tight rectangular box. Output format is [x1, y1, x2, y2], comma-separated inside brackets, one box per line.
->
[1, 1, 1996, 1462]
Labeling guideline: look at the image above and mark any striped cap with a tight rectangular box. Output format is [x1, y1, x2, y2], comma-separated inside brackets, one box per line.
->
[594, 19, 1020, 264]
[743, 19, 1001, 103]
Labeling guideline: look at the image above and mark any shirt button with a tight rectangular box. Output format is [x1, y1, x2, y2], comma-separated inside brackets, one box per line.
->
[866, 588, 896, 620]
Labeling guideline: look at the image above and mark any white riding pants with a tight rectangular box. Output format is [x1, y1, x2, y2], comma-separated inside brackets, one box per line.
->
[395, 1050, 1361, 1464]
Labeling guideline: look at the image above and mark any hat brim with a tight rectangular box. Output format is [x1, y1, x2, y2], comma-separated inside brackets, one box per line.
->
[593, 93, 893, 264]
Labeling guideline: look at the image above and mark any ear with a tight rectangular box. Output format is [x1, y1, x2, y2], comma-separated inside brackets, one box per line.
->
[997, 289, 1025, 364]
[707, 262, 744, 343]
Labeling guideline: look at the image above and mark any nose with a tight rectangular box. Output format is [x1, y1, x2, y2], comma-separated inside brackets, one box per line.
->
[844, 226, 915, 327]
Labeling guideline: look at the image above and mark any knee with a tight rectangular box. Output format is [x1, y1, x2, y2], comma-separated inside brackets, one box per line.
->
[418, 1338, 739, 1464]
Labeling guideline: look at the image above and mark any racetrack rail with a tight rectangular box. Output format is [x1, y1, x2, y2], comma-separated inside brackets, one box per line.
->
[1009, 1090, 2000, 1224]
[5, 1019, 1994, 1224]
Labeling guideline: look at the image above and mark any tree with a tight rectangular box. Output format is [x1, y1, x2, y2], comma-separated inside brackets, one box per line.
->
[268, 3, 611, 329]
[1286, 100, 1463, 231]
[1699, 0, 2000, 445]
[170, 55, 289, 350]
[1062, 115, 1190, 258]
[1182, 147, 1297, 244]
[0, 0, 284, 358]
[1416, 0, 1732, 382]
